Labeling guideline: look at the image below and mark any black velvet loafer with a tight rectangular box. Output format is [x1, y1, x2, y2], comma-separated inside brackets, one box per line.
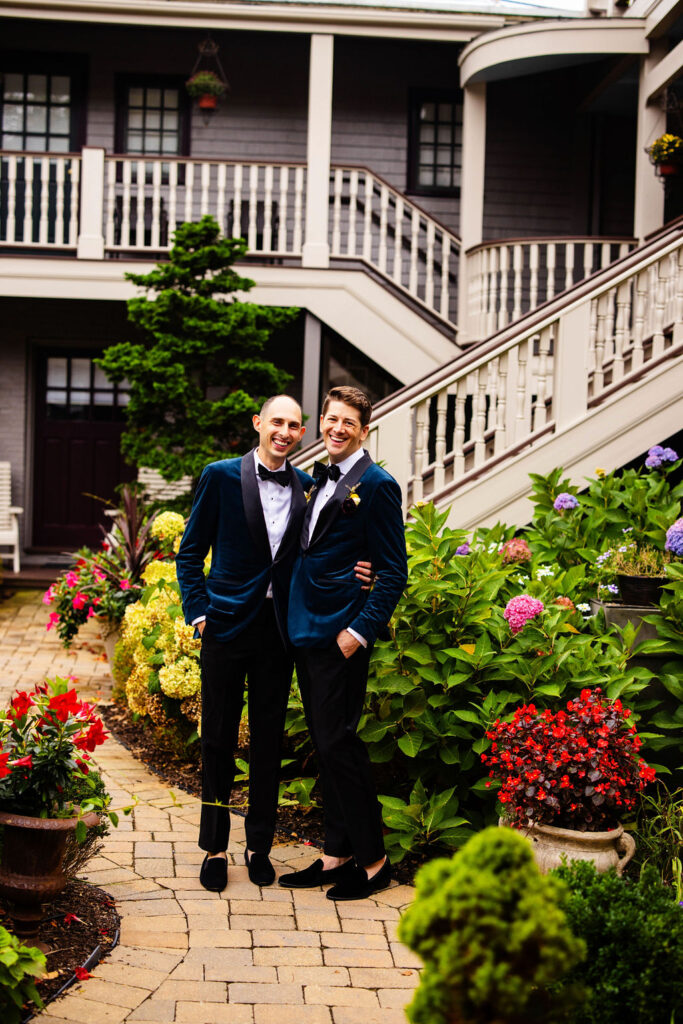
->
[326, 857, 392, 901]
[278, 857, 356, 889]
[199, 853, 228, 893]
[245, 850, 276, 887]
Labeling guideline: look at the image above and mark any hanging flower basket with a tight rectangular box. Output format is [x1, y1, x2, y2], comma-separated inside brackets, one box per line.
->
[185, 70, 226, 100]
[646, 134, 683, 177]
[198, 94, 218, 110]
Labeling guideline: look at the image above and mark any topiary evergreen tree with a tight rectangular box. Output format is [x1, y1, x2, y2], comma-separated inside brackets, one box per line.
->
[398, 826, 585, 1024]
[97, 215, 297, 486]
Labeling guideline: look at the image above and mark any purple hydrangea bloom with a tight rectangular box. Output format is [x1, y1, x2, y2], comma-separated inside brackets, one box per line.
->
[553, 492, 579, 511]
[456, 543, 470, 556]
[665, 518, 683, 557]
[646, 445, 678, 469]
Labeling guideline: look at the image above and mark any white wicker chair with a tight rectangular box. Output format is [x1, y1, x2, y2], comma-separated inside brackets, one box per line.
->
[0, 462, 23, 574]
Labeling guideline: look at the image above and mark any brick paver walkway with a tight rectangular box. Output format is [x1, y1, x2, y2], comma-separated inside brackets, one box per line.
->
[0, 591, 419, 1024]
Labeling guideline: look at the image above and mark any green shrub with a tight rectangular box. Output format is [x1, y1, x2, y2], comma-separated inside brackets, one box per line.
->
[552, 860, 683, 1023]
[0, 926, 45, 1023]
[398, 826, 584, 1024]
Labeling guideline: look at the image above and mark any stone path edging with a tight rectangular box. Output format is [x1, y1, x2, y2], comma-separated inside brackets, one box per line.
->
[0, 591, 420, 1024]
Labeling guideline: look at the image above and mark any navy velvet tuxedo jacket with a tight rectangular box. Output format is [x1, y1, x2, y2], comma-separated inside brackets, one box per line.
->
[288, 452, 408, 648]
[176, 452, 314, 644]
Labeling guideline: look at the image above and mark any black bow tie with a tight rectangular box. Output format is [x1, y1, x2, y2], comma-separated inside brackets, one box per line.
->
[313, 461, 341, 484]
[257, 464, 290, 487]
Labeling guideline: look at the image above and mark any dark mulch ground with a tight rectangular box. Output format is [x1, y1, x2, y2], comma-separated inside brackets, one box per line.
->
[99, 701, 424, 885]
[0, 879, 120, 1019]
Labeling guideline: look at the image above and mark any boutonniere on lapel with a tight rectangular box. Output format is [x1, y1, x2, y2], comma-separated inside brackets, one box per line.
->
[342, 483, 362, 516]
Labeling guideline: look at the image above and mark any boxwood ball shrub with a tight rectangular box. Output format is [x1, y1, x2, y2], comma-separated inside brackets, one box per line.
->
[398, 826, 585, 1024]
[552, 860, 683, 1024]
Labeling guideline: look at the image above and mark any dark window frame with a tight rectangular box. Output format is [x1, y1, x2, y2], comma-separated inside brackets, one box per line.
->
[114, 74, 191, 157]
[407, 88, 463, 198]
[0, 51, 87, 153]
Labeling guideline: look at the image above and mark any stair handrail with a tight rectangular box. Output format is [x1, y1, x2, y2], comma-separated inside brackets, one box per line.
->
[293, 217, 683, 467]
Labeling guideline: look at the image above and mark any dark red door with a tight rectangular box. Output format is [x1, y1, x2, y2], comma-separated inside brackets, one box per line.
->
[33, 350, 135, 549]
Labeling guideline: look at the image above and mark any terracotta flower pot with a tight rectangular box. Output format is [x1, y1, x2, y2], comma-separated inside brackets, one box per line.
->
[657, 162, 680, 176]
[616, 573, 668, 607]
[198, 94, 217, 109]
[517, 820, 636, 875]
[0, 808, 99, 938]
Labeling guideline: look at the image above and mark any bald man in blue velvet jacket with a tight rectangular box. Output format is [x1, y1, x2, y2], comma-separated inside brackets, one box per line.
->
[176, 395, 313, 893]
[280, 385, 408, 902]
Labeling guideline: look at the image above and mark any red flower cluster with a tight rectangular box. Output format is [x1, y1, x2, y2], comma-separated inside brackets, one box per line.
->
[481, 688, 655, 831]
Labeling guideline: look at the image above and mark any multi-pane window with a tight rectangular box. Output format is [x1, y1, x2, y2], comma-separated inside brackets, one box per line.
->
[408, 92, 463, 196]
[1, 72, 72, 152]
[46, 356, 130, 422]
[121, 82, 185, 155]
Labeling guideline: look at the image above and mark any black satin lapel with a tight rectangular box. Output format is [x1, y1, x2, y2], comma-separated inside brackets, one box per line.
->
[308, 451, 373, 550]
[275, 467, 307, 561]
[241, 450, 271, 562]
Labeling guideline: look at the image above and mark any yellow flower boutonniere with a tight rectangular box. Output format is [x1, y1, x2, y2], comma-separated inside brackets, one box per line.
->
[342, 483, 362, 515]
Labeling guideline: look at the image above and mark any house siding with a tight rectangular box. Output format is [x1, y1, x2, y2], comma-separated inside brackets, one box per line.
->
[0, 327, 27, 550]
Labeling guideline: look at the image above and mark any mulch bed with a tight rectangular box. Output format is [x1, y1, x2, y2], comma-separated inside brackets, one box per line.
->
[99, 701, 425, 885]
[0, 879, 120, 1020]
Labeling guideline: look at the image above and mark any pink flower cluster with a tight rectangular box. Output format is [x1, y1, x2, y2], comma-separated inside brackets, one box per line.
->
[504, 595, 545, 634]
[500, 537, 532, 564]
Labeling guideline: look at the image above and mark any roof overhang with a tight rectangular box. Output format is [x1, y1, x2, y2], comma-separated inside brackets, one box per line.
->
[0, 0, 516, 42]
[460, 17, 648, 85]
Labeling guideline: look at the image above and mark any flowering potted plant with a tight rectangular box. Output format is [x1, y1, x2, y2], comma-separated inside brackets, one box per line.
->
[647, 133, 683, 175]
[0, 679, 115, 938]
[185, 70, 226, 109]
[482, 688, 655, 874]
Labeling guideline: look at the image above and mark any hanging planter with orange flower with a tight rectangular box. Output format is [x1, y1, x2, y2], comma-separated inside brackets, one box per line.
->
[185, 70, 227, 110]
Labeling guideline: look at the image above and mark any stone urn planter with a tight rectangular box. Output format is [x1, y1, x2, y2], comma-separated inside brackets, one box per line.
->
[101, 618, 121, 666]
[518, 820, 636, 876]
[0, 808, 99, 939]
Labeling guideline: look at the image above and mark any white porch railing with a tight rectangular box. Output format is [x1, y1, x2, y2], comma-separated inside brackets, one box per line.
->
[329, 166, 460, 327]
[466, 236, 636, 339]
[103, 156, 307, 257]
[294, 226, 683, 511]
[0, 152, 80, 248]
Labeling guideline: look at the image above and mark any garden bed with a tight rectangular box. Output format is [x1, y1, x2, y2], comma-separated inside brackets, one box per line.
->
[0, 880, 120, 1019]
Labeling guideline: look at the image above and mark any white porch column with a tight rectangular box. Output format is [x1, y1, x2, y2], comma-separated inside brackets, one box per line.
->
[77, 147, 105, 260]
[303, 34, 334, 269]
[457, 82, 487, 343]
[302, 312, 323, 423]
[634, 44, 667, 242]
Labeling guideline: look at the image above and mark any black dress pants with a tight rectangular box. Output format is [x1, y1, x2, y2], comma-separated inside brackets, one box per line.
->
[198, 601, 292, 854]
[296, 640, 385, 867]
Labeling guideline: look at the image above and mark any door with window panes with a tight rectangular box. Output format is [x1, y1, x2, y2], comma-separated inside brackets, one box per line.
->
[33, 352, 135, 548]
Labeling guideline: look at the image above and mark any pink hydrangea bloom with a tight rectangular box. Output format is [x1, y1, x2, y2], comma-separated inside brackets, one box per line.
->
[504, 595, 545, 634]
[500, 537, 532, 564]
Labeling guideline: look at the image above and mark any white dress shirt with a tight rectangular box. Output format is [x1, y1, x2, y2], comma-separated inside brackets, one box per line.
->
[308, 447, 367, 647]
[192, 450, 292, 624]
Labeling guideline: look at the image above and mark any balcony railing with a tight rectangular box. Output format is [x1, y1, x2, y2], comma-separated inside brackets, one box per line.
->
[1, 148, 640, 345]
[0, 151, 80, 248]
[466, 236, 636, 338]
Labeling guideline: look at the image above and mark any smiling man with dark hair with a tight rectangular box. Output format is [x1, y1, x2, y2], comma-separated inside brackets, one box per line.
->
[281, 385, 408, 901]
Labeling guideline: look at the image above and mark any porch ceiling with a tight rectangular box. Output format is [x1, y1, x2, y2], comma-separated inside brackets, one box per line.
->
[460, 18, 648, 85]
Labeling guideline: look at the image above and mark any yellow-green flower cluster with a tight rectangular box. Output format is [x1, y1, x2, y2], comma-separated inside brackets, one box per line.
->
[117, 565, 201, 720]
[159, 656, 201, 699]
[150, 511, 186, 543]
[142, 560, 178, 587]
